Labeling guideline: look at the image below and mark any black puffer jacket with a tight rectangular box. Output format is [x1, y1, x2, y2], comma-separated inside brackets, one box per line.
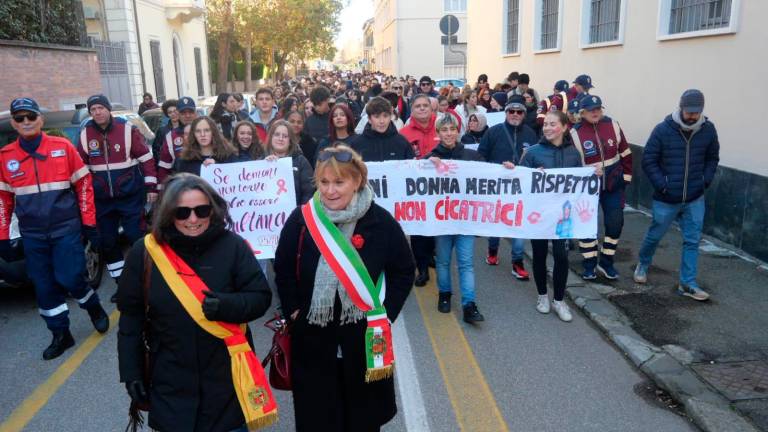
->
[350, 123, 414, 162]
[425, 142, 485, 162]
[117, 226, 272, 432]
[519, 135, 583, 169]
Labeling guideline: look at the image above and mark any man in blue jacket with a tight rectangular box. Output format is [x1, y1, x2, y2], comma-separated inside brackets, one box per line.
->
[634, 89, 719, 301]
[478, 96, 538, 280]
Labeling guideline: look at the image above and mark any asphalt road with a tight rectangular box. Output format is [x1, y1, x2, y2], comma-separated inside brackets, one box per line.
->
[0, 240, 698, 431]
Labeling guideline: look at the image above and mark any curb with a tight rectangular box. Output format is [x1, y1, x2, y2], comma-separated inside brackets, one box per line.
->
[564, 270, 760, 432]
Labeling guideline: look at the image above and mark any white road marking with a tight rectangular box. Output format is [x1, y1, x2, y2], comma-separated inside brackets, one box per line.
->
[393, 314, 431, 432]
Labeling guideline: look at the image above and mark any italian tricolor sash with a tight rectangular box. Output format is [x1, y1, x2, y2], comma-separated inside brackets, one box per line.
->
[301, 193, 395, 382]
[144, 234, 278, 430]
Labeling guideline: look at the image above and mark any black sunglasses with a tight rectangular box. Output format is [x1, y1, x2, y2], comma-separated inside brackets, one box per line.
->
[392, 86, 402, 90]
[175, 204, 213, 220]
[420, 83, 431, 86]
[318, 150, 354, 163]
[13, 113, 39, 123]
[506, 109, 526, 115]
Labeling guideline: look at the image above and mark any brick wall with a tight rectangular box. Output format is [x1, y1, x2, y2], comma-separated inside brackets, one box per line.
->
[0, 40, 102, 111]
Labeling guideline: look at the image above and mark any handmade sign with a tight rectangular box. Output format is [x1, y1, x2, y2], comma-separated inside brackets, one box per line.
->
[366, 160, 599, 239]
[201, 158, 296, 258]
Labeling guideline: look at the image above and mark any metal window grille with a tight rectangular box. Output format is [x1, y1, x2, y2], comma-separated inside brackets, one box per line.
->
[194, 47, 205, 97]
[589, 0, 621, 43]
[506, 0, 520, 53]
[149, 40, 166, 102]
[540, 0, 560, 50]
[91, 40, 128, 75]
[669, 0, 732, 34]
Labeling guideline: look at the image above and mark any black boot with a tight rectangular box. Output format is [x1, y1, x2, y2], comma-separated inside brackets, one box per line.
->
[463, 302, 485, 323]
[43, 329, 75, 360]
[414, 270, 429, 287]
[437, 292, 451, 313]
[87, 304, 110, 334]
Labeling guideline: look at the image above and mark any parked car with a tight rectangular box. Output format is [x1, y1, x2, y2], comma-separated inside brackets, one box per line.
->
[435, 78, 467, 91]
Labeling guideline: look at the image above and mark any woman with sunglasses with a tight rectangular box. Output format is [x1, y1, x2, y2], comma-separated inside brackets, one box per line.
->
[274, 145, 415, 432]
[232, 121, 264, 161]
[173, 117, 238, 176]
[117, 173, 273, 432]
[264, 120, 315, 204]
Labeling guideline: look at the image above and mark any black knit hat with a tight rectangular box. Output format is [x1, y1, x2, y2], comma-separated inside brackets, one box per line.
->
[87, 94, 112, 111]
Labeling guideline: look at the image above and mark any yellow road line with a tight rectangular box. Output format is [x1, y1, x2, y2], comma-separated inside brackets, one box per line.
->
[0, 310, 119, 432]
[413, 273, 509, 432]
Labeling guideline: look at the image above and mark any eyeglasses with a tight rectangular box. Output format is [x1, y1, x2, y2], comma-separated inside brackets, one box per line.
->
[317, 150, 354, 163]
[506, 109, 525, 115]
[13, 113, 39, 123]
[174, 204, 213, 220]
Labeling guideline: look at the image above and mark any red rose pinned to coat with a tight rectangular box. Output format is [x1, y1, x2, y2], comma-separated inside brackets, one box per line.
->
[351, 234, 365, 249]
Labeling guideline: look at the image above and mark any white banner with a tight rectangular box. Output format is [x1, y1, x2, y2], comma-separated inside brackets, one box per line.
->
[485, 111, 505, 128]
[201, 158, 296, 259]
[366, 160, 599, 239]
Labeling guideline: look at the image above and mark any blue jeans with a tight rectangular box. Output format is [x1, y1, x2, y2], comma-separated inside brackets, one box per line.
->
[435, 235, 476, 306]
[487, 237, 525, 262]
[638, 196, 705, 286]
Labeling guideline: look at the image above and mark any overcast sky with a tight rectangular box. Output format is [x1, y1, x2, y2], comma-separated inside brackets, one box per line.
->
[335, 0, 374, 49]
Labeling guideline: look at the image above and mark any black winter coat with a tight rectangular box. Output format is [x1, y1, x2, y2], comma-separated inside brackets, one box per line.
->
[117, 226, 272, 432]
[297, 132, 319, 168]
[460, 127, 488, 145]
[425, 142, 485, 162]
[642, 114, 720, 203]
[350, 123, 415, 162]
[172, 154, 241, 177]
[289, 153, 315, 204]
[274, 203, 415, 431]
[478, 121, 538, 165]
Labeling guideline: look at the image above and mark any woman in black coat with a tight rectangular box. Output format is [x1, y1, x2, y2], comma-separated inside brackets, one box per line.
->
[274, 145, 415, 432]
[117, 173, 272, 432]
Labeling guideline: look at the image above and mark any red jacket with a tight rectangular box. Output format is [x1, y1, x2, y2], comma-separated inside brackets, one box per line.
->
[0, 133, 96, 240]
[570, 117, 633, 186]
[400, 114, 439, 158]
[157, 127, 186, 187]
[78, 117, 157, 200]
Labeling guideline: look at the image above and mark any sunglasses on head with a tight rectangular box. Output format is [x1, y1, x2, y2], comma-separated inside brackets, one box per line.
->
[13, 113, 39, 123]
[318, 150, 354, 163]
[174, 204, 213, 220]
[506, 109, 525, 115]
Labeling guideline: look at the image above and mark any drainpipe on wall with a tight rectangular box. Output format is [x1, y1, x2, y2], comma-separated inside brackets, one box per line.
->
[132, 0, 147, 94]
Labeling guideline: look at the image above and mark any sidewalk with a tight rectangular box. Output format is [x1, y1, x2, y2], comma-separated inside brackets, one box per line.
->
[564, 207, 768, 431]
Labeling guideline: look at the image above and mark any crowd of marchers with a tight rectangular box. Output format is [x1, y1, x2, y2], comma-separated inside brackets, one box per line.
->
[0, 67, 718, 431]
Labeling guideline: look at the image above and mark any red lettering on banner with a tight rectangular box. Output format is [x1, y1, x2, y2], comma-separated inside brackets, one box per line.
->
[394, 201, 426, 221]
[434, 197, 524, 226]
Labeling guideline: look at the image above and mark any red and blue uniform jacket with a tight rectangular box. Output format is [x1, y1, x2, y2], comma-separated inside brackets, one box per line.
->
[536, 92, 570, 126]
[0, 133, 96, 240]
[157, 127, 186, 188]
[78, 117, 157, 200]
[570, 116, 633, 191]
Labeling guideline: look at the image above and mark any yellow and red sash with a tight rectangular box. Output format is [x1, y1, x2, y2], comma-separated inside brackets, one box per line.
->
[144, 234, 277, 430]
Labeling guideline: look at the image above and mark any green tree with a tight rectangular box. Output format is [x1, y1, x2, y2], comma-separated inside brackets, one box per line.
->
[206, 0, 234, 93]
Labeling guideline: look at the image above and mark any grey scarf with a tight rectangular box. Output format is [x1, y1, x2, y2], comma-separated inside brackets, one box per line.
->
[307, 185, 374, 327]
[672, 109, 705, 133]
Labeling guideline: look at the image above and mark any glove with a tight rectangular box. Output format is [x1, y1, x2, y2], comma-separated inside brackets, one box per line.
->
[202, 290, 221, 321]
[0, 239, 13, 262]
[125, 380, 148, 404]
[82, 225, 101, 250]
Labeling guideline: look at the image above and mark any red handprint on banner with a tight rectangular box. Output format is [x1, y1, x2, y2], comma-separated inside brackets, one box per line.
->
[527, 211, 542, 224]
[575, 200, 595, 223]
[434, 160, 459, 175]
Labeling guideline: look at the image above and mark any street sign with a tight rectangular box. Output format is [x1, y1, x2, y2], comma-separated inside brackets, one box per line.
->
[439, 14, 459, 36]
[441, 35, 458, 45]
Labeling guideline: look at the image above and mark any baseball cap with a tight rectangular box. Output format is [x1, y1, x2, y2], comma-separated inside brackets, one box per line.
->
[10, 97, 41, 115]
[505, 95, 526, 112]
[419, 76, 432, 85]
[573, 74, 593, 89]
[177, 96, 196, 112]
[554, 80, 570, 93]
[580, 95, 603, 111]
[679, 89, 704, 113]
[567, 97, 583, 114]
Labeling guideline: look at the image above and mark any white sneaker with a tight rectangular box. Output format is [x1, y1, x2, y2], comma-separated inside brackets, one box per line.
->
[552, 300, 573, 322]
[536, 295, 550, 314]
